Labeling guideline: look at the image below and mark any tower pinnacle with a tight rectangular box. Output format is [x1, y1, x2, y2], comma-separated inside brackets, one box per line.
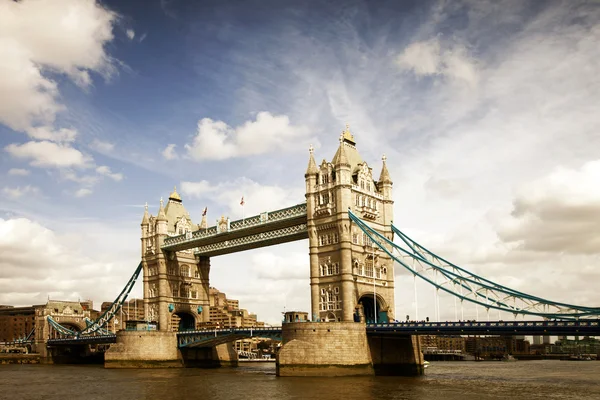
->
[306, 144, 318, 175]
[157, 197, 167, 221]
[141, 202, 149, 225]
[379, 154, 392, 184]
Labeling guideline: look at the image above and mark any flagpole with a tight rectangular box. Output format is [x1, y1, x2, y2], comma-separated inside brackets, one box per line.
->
[241, 196, 245, 223]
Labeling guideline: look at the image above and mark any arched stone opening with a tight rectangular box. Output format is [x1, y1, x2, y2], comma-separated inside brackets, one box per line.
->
[60, 322, 84, 332]
[171, 312, 196, 332]
[358, 294, 387, 324]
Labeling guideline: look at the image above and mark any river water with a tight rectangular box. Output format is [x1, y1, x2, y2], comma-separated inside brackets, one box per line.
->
[1, 361, 599, 400]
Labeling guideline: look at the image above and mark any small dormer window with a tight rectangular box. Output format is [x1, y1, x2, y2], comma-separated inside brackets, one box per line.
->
[321, 174, 329, 184]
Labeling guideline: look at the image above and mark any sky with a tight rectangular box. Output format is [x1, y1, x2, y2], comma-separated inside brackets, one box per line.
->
[0, 0, 599, 325]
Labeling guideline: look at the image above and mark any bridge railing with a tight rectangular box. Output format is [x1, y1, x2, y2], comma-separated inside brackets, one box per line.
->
[163, 203, 307, 248]
[176, 326, 283, 336]
[367, 320, 600, 330]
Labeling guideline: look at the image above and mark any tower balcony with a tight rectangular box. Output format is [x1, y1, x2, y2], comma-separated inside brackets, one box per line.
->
[314, 202, 334, 217]
[359, 206, 378, 220]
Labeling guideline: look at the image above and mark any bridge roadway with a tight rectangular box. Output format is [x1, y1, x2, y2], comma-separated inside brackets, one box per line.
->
[45, 319, 600, 347]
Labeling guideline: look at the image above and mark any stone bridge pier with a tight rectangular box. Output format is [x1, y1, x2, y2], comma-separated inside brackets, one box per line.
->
[276, 322, 423, 377]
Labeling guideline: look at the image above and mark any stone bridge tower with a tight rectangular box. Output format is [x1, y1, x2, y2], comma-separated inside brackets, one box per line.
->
[305, 126, 395, 323]
[141, 188, 210, 331]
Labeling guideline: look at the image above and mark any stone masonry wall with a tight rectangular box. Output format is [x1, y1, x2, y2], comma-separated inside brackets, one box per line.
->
[368, 335, 424, 376]
[277, 322, 373, 376]
[105, 331, 182, 368]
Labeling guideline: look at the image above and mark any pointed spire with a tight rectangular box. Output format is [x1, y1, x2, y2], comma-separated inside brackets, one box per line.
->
[305, 144, 318, 176]
[332, 133, 349, 166]
[199, 214, 208, 230]
[379, 154, 392, 184]
[157, 197, 167, 221]
[342, 123, 355, 145]
[141, 202, 149, 225]
[169, 185, 182, 202]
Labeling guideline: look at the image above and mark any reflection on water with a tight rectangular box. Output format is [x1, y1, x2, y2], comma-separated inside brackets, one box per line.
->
[1, 361, 600, 400]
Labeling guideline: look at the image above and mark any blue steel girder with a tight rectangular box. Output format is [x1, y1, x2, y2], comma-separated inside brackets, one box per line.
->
[46, 262, 143, 339]
[177, 327, 282, 348]
[348, 211, 600, 320]
[46, 335, 117, 346]
[161, 203, 307, 254]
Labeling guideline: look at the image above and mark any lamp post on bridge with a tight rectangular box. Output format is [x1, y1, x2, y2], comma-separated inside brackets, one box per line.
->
[373, 241, 377, 324]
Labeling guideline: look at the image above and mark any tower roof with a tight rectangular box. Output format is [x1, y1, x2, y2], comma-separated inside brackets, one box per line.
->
[164, 186, 192, 232]
[305, 144, 318, 175]
[332, 125, 363, 169]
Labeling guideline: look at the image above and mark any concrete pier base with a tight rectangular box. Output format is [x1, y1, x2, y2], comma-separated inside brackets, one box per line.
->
[276, 322, 373, 377]
[368, 335, 424, 376]
[180, 342, 238, 368]
[104, 331, 182, 368]
[277, 323, 424, 377]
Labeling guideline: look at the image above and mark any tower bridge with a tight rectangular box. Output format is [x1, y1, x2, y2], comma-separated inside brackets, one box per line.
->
[40, 125, 600, 376]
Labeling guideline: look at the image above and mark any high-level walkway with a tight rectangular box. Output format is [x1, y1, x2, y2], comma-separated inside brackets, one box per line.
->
[161, 203, 307, 256]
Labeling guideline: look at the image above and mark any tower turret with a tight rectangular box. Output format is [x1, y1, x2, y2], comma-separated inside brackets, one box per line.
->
[156, 197, 168, 236]
[141, 202, 150, 255]
[305, 144, 319, 176]
[141, 202, 150, 225]
[378, 155, 393, 185]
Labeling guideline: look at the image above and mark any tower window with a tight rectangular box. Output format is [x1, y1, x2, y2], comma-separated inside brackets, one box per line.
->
[180, 265, 190, 277]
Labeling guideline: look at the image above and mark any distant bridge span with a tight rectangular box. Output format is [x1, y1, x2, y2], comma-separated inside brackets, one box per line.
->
[45, 319, 600, 348]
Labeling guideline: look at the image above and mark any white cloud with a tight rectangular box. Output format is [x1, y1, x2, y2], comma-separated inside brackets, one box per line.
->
[184, 112, 312, 161]
[5, 141, 90, 168]
[180, 177, 304, 217]
[90, 139, 115, 152]
[0, 0, 116, 139]
[396, 37, 479, 87]
[7, 168, 30, 176]
[0, 217, 140, 307]
[60, 170, 99, 186]
[126, 29, 135, 40]
[496, 160, 600, 255]
[250, 252, 308, 281]
[162, 143, 178, 160]
[25, 127, 77, 143]
[2, 185, 40, 200]
[75, 188, 93, 198]
[96, 165, 123, 181]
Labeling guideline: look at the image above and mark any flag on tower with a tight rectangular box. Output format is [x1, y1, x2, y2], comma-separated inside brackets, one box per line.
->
[202, 207, 207, 216]
[240, 196, 245, 206]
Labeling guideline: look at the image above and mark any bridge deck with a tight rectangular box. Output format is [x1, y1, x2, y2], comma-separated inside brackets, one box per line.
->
[46, 320, 600, 348]
[161, 203, 308, 255]
[175, 320, 600, 347]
